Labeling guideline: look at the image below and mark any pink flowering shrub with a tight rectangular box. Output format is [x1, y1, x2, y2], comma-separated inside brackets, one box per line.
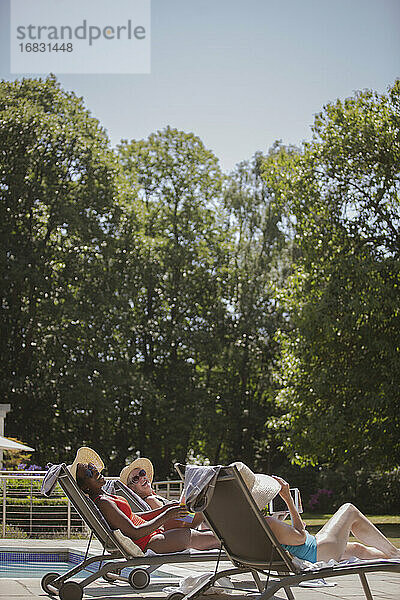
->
[308, 488, 333, 512]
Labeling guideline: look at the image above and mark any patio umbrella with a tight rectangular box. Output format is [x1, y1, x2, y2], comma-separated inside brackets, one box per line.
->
[0, 436, 35, 452]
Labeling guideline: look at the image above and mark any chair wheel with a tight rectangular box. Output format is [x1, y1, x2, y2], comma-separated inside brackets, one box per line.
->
[59, 581, 83, 600]
[41, 572, 60, 594]
[128, 567, 150, 589]
[168, 592, 185, 600]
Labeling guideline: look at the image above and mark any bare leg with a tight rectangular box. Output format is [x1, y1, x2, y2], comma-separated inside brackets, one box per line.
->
[342, 542, 388, 560]
[147, 528, 219, 554]
[315, 503, 400, 562]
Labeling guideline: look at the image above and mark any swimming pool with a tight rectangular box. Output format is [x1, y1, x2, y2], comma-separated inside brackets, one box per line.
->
[0, 549, 174, 579]
[0, 550, 99, 578]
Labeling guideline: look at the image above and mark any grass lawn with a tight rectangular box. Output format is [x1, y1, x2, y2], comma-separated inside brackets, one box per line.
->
[304, 514, 400, 547]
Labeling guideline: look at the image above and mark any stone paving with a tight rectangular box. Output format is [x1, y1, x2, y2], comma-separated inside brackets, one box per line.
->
[1, 539, 399, 600]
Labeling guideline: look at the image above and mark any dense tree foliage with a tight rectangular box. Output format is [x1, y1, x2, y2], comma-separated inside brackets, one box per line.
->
[0, 76, 121, 461]
[1, 76, 399, 481]
[211, 152, 288, 470]
[111, 128, 229, 472]
[110, 133, 285, 474]
[263, 81, 400, 470]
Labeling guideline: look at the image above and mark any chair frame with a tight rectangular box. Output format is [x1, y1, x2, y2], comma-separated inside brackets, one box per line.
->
[104, 478, 156, 511]
[40, 464, 228, 600]
[174, 463, 400, 600]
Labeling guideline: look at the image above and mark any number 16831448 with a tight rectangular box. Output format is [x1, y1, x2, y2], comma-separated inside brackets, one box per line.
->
[19, 42, 73, 52]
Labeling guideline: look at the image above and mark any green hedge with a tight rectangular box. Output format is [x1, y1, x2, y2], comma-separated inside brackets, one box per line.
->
[276, 465, 400, 514]
[2, 496, 68, 505]
[3, 478, 43, 495]
[0, 497, 83, 534]
[317, 467, 400, 514]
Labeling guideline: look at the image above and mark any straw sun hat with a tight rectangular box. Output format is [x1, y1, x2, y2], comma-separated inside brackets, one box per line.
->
[68, 447, 105, 481]
[230, 461, 281, 509]
[119, 457, 154, 486]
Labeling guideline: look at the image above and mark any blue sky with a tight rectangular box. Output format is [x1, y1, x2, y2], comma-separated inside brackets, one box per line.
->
[1, 0, 399, 171]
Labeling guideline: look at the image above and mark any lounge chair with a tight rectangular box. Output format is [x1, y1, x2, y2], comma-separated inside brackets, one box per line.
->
[173, 463, 400, 600]
[102, 478, 152, 512]
[101, 477, 212, 583]
[40, 464, 227, 600]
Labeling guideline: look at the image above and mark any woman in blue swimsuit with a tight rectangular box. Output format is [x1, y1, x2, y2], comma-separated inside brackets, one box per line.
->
[266, 476, 400, 563]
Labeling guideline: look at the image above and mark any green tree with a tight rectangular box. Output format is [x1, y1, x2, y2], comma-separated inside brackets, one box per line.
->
[0, 76, 120, 464]
[114, 127, 230, 476]
[200, 152, 288, 469]
[263, 81, 400, 469]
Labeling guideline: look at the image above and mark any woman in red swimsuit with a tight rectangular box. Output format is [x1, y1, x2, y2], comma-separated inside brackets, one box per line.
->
[76, 462, 219, 553]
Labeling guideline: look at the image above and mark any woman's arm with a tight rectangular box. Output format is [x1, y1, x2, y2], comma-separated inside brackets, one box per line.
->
[137, 502, 178, 520]
[98, 498, 186, 541]
[265, 515, 306, 545]
[265, 476, 306, 545]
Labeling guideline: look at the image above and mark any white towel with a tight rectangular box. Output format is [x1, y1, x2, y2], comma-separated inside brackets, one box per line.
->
[40, 463, 63, 496]
[163, 572, 235, 596]
[184, 465, 221, 512]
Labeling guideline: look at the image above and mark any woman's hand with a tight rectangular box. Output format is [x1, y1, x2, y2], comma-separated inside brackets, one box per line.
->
[268, 476, 306, 542]
[164, 504, 189, 520]
[271, 475, 291, 502]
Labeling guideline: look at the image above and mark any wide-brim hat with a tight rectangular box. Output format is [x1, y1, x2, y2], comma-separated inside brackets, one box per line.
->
[230, 461, 281, 510]
[68, 447, 104, 481]
[119, 457, 154, 486]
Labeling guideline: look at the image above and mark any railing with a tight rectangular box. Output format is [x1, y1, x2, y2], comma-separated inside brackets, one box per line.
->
[0, 472, 183, 539]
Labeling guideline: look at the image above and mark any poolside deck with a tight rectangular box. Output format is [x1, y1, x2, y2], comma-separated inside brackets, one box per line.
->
[1, 538, 399, 599]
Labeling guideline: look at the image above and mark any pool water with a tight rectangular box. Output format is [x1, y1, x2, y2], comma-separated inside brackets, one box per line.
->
[0, 560, 91, 578]
[0, 550, 174, 579]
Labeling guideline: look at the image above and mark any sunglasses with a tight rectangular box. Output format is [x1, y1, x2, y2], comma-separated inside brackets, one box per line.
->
[84, 463, 97, 478]
[130, 469, 147, 484]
